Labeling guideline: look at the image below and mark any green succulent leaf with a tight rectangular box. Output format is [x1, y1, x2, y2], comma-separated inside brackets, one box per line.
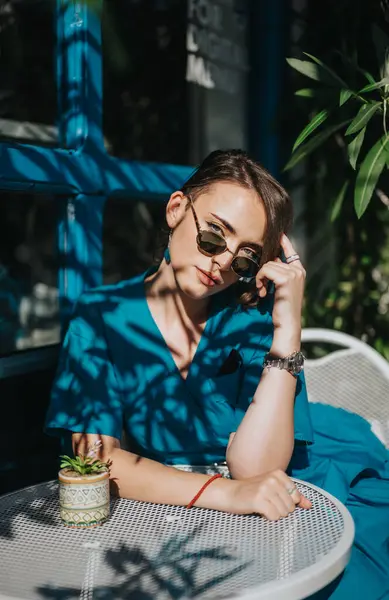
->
[354, 135, 389, 218]
[345, 102, 381, 135]
[292, 109, 330, 152]
[59, 452, 109, 475]
[348, 127, 366, 170]
[285, 119, 352, 171]
[331, 181, 349, 222]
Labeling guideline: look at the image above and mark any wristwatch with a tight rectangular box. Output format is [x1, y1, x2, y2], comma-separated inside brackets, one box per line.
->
[263, 350, 305, 377]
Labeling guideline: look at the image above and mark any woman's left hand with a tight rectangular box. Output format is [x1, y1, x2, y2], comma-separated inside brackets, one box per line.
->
[255, 234, 305, 354]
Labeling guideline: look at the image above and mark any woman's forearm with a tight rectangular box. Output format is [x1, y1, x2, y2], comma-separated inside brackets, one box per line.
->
[72, 432, 234, 510]
[108, 446, 235, 510]
[72, 432, 235, 510]
[226, 367, 296, 479]
[70, 431, 312, 520]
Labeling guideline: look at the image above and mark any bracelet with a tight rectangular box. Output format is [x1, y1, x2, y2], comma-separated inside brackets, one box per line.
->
[186, 473, 223, 509]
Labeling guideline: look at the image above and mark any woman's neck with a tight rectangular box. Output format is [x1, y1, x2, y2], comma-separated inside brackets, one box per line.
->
[145, 260, 209, 329]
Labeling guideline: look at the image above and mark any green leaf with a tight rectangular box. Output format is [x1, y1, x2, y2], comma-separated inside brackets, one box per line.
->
[295, 88, 315, 97]
[292, 109, 330, 152]
[339, 89, 353, 107]
[303, 52, 348, 87]
[287, 57, 345, 87]
[348, 127, 366, 169]
[359, 78, 389, 93]
[345, 102, 381, 135]
[284, 120, 352, 171]
[331, 181, 349, 222]
[286, 58, 323, 81]
[354, 135, 389, 218]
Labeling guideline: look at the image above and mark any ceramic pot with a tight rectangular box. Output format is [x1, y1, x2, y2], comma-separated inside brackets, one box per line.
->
[58, 469, 110, 528]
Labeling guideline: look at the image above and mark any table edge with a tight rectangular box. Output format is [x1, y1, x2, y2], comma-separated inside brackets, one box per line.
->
[0, 478, 355, 600]
[227, 478, 355, 600]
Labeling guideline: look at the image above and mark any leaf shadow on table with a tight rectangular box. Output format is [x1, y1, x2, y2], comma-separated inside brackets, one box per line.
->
[0, 484, 58, 539]
[37, 521, 252, 599]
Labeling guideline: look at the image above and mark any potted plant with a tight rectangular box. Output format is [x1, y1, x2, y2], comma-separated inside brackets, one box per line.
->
[58, 440, 111, 528]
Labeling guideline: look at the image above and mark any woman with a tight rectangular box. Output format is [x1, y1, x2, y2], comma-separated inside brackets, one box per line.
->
[46, 150, 389, 598]
[46, 149, 313, 519]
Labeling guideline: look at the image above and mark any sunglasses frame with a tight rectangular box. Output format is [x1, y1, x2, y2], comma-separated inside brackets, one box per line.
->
[186, 195, 260, 282]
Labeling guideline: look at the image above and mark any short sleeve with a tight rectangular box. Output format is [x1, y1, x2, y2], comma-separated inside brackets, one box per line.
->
[45, 295, 123, 440]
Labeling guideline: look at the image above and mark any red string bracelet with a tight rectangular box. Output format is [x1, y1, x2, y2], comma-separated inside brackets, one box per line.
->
[186, 473, 223, 509]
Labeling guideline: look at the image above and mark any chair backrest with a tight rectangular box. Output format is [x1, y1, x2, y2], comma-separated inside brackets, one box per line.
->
[302, 328, 389, 448]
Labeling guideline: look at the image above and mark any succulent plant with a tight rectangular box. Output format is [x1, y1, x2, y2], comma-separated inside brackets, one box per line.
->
[60, 440, 110, 476]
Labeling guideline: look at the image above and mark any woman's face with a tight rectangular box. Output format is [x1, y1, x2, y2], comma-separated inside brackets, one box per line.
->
[166, 181, 267, 300]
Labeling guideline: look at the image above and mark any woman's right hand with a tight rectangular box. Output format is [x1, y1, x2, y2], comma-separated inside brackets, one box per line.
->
[229, 469, 312, 520]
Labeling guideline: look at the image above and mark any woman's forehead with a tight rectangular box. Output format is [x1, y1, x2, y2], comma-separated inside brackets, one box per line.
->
[196, 182, 267, 243]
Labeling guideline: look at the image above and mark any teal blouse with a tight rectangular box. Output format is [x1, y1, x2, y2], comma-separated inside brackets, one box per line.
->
[45, 270, 313, 465]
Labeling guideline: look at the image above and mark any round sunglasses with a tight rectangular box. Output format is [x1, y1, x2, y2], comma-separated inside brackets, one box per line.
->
[187, 197, 262, 282]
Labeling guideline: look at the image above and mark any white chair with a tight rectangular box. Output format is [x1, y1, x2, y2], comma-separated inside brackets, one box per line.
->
[302, 328, 389, 448]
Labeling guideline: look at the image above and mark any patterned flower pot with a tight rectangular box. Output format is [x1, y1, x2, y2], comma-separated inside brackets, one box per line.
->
[58, 469, 110, 528]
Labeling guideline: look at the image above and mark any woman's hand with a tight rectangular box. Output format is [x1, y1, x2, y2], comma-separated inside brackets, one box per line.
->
[256, 234, 306, 354]
[229, 469, 312, 520]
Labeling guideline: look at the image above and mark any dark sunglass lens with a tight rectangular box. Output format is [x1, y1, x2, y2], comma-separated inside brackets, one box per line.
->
[198, 231, 226, 255]
[232, 256, 259, 279]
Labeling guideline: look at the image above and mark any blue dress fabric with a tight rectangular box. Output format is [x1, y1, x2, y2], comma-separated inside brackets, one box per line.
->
[290, 404, 389, 599]
[46, 270, 313, 462]
[45, 271, 389, 599]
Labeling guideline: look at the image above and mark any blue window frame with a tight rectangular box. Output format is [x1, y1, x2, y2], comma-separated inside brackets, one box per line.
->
[0, 0, 288, 377]
[0, 0, 192, 376]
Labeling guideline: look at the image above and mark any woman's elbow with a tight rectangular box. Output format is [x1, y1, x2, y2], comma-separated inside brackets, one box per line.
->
[226, 454, 269, 480]
[226, 451, 292, 480]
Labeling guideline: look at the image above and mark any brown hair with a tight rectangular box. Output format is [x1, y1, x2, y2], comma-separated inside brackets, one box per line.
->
[158, 149, 293, 307]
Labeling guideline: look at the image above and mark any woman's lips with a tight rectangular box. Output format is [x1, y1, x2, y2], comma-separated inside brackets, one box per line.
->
[196, 267, 220, 287]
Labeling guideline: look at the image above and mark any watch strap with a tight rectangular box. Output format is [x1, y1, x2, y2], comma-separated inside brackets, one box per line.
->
[263, 351, 305, 377]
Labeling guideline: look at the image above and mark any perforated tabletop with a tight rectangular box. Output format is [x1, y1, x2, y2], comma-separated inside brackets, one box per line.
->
[0, 478, 354, 600]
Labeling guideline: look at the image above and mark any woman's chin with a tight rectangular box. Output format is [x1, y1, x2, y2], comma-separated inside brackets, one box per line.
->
[177, 273, 228, 301]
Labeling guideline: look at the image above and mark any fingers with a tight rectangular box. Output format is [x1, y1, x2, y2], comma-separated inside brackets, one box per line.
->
[274, 471, 312, 510]
[255, 260, 304, 298]
[259, 471, 312, 520]
[297, 494, 313, 510]
[281, 234, 300, 262]
[235, 471, 313, 520]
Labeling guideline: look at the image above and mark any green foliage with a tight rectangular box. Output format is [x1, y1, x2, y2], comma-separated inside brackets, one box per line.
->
[286, 24, 389, 218]
[355, 135, 389, 217]
[286, 1, 389, 360]
[60, 441, 110, 476]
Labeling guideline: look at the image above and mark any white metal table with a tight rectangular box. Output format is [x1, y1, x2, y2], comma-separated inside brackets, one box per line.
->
[0, 478, 354, 600]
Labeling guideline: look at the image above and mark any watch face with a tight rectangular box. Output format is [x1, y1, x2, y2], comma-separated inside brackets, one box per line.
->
[291, 352, 304, 373]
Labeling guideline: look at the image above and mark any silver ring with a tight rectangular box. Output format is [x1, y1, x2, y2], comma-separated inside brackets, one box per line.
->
[285, 254, 300, 264]
[287, 486, 297, 495]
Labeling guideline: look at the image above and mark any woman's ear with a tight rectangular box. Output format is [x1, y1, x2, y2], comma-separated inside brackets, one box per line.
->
[166, 191, 187, 230]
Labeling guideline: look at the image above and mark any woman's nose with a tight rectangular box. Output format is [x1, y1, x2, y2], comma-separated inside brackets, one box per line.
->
[212, 248, 235, 271]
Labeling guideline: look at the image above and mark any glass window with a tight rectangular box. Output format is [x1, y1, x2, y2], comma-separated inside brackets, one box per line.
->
[102, 0, 249, 165]
[103, 197, 166, 284]
[186, 0, 249, 162]
[0, 0, 57, 145]
[102, 0, 187, 164]
[0, 192, 61, 356]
